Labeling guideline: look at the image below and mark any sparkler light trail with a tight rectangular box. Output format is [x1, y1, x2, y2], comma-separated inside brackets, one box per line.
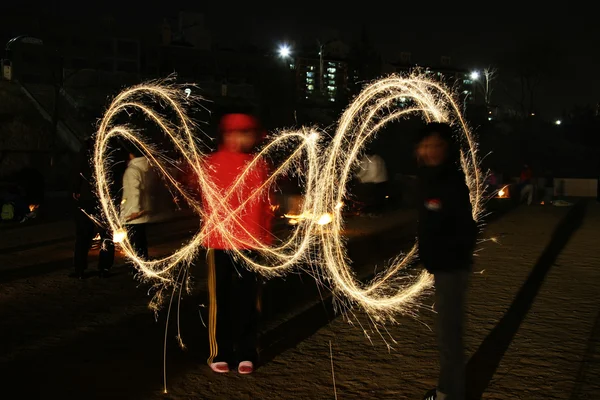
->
[93, 73, 484, 322]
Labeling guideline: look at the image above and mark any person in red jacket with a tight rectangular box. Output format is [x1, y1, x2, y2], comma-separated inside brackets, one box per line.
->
[202, 113, 272, 375]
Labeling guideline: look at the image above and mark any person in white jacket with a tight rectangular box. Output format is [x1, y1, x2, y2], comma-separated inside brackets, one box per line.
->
[120, 144, 155, 260]
[355, 153, 388, 216]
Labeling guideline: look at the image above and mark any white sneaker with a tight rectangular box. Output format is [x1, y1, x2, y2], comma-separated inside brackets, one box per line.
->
[209, 362, 229, 373]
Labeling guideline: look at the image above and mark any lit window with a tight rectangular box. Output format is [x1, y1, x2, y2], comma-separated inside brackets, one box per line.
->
[307, 72, 314, 77]
[329, 98, 335, 102]
[307, 84, 314, 91]
[327, 85, 335, 92]
[327, 74, 335, 79]
[309, 66, 314, 71]
[327, 67, 336, 73]
[329, 80, 335, 85]
[328, 62, 336, 66]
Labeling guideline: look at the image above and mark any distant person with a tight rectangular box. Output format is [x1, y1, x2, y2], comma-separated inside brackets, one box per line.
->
[520, 164, 534, 205]
[485, 169, 499, 196]
[355, 153, 388, 216]
[202, 113, 272, 375]
[543, 170, 554, 205]
[72, 137, 126, 279]
[416, 123, 478, 400]
[120, 142, 156, 260]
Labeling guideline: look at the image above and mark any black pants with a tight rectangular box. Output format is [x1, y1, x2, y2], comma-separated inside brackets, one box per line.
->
[207, 249, 259, 365]
[73, 207, 114, 273]
[360, 182, 387, 214]
[434, 270, 469, 400]
[127, 223, 148, 260]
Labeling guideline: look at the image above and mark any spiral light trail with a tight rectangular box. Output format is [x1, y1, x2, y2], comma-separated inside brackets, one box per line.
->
[93, 73, 484, 321]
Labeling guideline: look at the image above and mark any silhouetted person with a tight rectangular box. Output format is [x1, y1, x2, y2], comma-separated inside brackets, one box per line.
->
[356, 153, 388, 216]
[543, 170, 554, 205]
[520, 164, 534, 205]
[72, 137, 126, 279]
[416, 123, 478, 400]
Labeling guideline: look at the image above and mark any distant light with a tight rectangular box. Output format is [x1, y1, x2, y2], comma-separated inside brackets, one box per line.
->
[470, 71, 480, 80]
[530, 113, 535, 116]
[555, 120, 561, 125]
[278, 45, 291, 58]
[488, 117, 492, 121]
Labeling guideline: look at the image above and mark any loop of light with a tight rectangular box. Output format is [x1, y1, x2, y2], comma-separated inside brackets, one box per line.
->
[93, 74, 484, 320]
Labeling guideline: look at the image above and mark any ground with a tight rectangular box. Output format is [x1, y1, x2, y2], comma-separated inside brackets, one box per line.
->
[1, 202, 598, 399]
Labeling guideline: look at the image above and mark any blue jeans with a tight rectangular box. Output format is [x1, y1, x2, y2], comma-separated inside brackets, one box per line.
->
[434, 270, 469, 400]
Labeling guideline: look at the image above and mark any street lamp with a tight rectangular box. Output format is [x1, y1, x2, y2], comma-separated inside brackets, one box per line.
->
[470, 71, 480, 81]
[3, 35, 44, 81]
[555, 120, 562, 125]
[278, 44, 291, 58]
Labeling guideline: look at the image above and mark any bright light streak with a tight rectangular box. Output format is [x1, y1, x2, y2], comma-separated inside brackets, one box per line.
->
[93, 74, 485, 390]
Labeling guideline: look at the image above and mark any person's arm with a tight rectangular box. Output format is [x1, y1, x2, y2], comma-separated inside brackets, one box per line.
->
[72, 143, 88, 200]
[447, 173, 478, 256]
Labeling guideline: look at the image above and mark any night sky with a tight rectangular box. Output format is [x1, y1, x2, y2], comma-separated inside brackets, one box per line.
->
[4, 3, 598, 116]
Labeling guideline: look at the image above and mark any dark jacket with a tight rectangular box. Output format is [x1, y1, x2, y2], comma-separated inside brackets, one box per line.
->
[72, 138, 126, 211]
[72, 138, 96, 205]
[417, 164, 477, 272]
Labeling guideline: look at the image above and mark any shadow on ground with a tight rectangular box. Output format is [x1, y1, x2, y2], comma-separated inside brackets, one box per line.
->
[0, 212, 418, 400]
[570, 306, 600, 400]
[466, 200, 588, 400]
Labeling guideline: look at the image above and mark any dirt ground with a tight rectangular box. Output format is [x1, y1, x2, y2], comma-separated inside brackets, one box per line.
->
[153, 203, 600, 400]
[1, 203, 599, 399]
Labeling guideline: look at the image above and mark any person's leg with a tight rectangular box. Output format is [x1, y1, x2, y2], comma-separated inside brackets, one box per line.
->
[98, 227, 115, 272]
[434, 270, 469, 400]
[128, 224, 148, 260]
[543, 188, 553, 204]
[137, 224, 148, 259]
[520, 184, 532, 205]
[233, 253, 260, 366]
[375, 181, 388, 214]
[73, 208, 95, 276]
[207, 249, 234, 367]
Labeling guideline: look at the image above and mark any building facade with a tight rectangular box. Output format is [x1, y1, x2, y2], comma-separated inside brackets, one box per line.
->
[295, 56, 348, 104]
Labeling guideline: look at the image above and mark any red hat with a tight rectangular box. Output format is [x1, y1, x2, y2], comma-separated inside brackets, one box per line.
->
[219, 113, 260, 133]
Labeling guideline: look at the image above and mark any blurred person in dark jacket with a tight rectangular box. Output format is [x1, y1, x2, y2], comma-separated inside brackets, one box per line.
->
[71, 137, 126, 279]
[417, 123, 478, 400]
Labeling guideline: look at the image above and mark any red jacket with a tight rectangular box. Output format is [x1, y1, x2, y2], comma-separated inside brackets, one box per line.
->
[201, 150, 273, 250]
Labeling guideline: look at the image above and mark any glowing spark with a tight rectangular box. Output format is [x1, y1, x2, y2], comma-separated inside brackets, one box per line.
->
[317, 213, 333, 226]
[113, 228, 127, 244]
[93, 72, 484, 333]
